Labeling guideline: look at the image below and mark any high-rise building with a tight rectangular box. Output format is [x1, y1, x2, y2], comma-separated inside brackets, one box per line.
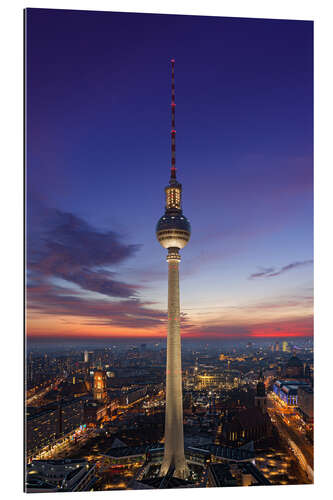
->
[156, 60, 191, 480]
[84, 350, 89, 363]
[275, 341, 280, 352]
[282, 341, 289, 352]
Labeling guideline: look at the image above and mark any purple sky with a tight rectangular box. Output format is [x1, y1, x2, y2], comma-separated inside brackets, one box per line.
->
[26, 9, 313, 340]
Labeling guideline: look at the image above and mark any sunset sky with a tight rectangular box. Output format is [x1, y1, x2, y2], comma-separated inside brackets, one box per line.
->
[26, 9, 313, 341]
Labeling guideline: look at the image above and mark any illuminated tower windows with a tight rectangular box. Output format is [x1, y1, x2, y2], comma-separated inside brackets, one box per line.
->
[165, 186, 181, 210]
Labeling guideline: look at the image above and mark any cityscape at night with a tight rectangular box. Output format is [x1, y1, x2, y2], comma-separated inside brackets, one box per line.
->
[25, 8, 313, 493]
[25, 339, 314, 491]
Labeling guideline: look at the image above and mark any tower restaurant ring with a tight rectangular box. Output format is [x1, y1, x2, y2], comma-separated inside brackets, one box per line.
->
[156, 213, 191, 249]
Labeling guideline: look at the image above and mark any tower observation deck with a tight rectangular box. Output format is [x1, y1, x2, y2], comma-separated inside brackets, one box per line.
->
[156, 59, 190, 479]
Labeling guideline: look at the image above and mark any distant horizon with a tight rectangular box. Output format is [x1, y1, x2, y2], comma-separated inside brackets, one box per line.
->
[27, 334, 313, 346]
[27, 333, 313, 340]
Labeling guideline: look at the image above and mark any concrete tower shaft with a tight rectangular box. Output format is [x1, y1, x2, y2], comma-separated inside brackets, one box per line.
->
[159, 249, 189, 478]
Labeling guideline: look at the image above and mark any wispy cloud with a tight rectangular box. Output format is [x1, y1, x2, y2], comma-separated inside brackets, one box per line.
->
[28, 280, 167, 329]
[248, 260, 313, 280]
[28, 209, 141, 298]
[26, 203, 173, 331]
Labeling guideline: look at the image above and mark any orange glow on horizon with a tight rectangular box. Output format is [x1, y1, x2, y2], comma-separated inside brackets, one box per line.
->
[250, 331, 312, 338]
[27, 329, 313, 340]
[27, 310, 313, 340]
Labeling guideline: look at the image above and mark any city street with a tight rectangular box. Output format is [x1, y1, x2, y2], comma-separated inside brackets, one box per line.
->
[267, 392, 313, 479]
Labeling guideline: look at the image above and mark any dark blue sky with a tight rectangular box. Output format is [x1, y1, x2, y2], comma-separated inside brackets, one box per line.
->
[26, 9, 313, 339]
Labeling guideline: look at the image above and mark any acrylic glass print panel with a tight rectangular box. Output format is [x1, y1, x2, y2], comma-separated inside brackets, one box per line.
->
[24, 7, 314, 493]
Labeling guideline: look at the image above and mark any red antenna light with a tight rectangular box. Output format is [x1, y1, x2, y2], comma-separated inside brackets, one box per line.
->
[170, 59, 176, 179]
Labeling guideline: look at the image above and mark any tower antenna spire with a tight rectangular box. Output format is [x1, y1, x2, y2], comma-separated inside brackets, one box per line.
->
[171, 59, 176, 180]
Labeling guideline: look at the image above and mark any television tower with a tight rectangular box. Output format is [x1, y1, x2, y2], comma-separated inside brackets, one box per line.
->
[156, 59, 191, 479]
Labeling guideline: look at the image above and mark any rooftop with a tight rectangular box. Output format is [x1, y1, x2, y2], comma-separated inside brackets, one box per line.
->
[235, 407, 269, 428]
[103, 443, 255, 462]
[239, 462, 271, 485]
[104, 444, 153, 458]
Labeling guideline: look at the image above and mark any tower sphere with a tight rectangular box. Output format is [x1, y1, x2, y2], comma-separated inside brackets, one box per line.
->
[156, 212, 191, 249]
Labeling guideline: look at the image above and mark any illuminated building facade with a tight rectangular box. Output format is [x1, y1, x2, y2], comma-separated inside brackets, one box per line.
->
[282, 341, 289, 353]
[93, 370, 107, 401]
[156, 60, 191, 480]
[197, 374, 215, 389]
[273, 379, 310, 406]
[196, 370, 243, 391]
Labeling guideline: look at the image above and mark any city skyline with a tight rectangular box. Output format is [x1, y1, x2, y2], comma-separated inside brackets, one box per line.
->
[25, 339, 314, 490]
[26, 9, 313, 341]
